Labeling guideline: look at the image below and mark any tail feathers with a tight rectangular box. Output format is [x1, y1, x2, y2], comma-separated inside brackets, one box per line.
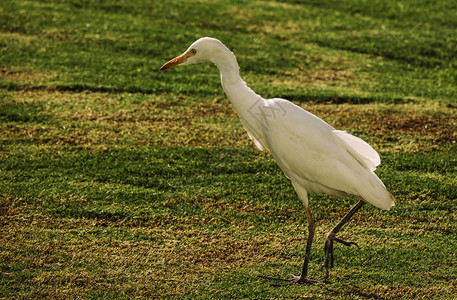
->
[358, 172, 395, 210]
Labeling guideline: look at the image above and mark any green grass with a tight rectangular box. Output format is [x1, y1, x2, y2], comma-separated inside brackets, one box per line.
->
[1, 0, 457, 298]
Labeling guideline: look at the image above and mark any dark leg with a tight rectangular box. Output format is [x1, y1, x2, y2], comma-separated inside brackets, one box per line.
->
[293, 206, 318, 283]
[322, 199, 365, 280]
[261, 206, 318, 284]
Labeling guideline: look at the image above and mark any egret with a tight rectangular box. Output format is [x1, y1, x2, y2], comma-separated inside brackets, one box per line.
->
[160, 37, 395, 283]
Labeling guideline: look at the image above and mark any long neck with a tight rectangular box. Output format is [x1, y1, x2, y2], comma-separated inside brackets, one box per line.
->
[212, 51, 267, 148]
[213, 52, 263, 115]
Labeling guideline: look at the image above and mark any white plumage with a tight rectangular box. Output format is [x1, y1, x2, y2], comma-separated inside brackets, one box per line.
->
[160, 37, 394, 283]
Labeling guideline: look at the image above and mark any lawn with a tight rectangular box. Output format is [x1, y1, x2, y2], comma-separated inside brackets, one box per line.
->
[1, 0, 456, 298]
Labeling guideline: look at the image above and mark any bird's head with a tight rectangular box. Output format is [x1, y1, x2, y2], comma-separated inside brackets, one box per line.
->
[159, 37, 231, 71]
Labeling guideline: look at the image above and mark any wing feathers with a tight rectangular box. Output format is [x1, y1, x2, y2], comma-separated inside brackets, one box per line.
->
[332, 130, 380, 171]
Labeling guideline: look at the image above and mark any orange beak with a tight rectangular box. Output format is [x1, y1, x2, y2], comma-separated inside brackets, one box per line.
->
[159, 51, 194, 71]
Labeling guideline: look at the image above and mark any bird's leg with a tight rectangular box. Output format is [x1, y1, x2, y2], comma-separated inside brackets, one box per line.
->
[322, 199, 365, 280]
[291, 206, 318, 283]
[260, 206, 318, 284]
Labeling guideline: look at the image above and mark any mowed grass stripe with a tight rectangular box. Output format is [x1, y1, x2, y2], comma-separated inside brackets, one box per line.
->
[1, 146, 455, 224]
[1, 91, 455, 153]
[1, 0, 457, 103]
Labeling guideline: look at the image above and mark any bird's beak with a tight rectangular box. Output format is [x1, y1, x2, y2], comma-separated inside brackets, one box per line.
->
[159, 51, 195, 71]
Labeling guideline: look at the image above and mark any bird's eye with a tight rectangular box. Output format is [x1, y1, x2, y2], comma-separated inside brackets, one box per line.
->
[191, 49, 197, 55]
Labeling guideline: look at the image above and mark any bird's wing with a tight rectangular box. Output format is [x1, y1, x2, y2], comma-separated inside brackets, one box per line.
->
[332, 130, 380, 171]
[259, 99, 370, 195]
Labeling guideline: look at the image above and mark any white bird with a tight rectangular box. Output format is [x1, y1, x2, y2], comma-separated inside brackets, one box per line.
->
[160, 37, 395, 283]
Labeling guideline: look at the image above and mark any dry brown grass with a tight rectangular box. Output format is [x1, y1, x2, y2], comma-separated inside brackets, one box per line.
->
[3, 90, 455, 154]
[4, 196, 454, 298]
[0, 67, 55, 84]
[306, 102, 457, 152]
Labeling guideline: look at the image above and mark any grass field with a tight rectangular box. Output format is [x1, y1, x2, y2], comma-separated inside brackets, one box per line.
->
[1, 0, 456, 298]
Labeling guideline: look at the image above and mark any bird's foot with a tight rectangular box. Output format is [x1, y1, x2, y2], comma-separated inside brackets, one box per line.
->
[331, 237, 359, 248]
[260, 274, 319, 284]
[322, 233, 359, 279]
